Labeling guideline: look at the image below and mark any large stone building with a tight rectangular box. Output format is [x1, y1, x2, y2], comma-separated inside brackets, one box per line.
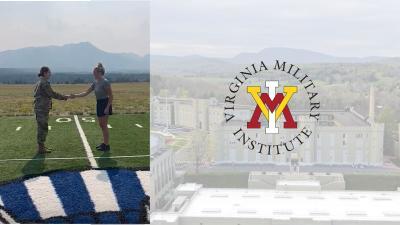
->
[397, 124, 400, 161]
[151, 133, 177, 210]
[214, 108, 384, 166]
[151, 86, 384, 166]
[151, 97, 213, 130]
[151, 159, 399, 225]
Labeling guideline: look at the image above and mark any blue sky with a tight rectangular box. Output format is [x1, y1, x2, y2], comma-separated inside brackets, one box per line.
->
[0, 1, 149, 55]
[151, 0, 400, 57]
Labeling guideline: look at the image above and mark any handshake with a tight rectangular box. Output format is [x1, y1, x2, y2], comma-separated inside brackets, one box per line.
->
[64, 94, 77, 100]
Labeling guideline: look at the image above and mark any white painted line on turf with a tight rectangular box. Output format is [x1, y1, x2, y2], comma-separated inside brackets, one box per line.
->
[81, 170, 120, 212]
[0, 208, 16, 224]
[0, 155, 150, 162]
[16, 126, 21, 131]
[107, 124, 112, 128]
[56, 117, 72, 123]
[74, 115, 98, 168]
[135, 123, 143, 128]
[24, 176, 67, 219]
[48, 126, 52, 130]
[82, 117, 95, 123]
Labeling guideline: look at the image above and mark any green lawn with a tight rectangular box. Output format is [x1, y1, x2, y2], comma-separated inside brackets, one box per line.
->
[184, 172, 249, 188]
[344, 173, 400, 191]
[0, 114, 149, 183]
[184, 172, 400, 191]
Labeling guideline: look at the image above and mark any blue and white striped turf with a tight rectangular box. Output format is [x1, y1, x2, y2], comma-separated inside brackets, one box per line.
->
[0, 169, 149, 224]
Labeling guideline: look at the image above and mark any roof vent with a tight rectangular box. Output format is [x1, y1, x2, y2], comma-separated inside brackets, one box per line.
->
[373, 196, 392, 201]
[273, 210, 293, 215]
[201, 208, 221, 214]
[383, 211, 400, 217]
[309, 211, 330, 216]
[339, 196, 358, 200]
[307, 195, 325, 200]
[242, 194, 260, 198]
[237, 209, 257, 214]
[346, 211, 367, 216]
[211, 194, 228, 198]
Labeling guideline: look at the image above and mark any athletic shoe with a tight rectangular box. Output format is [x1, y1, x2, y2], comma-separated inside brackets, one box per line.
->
[96, 143, 105, 150]
[96, 143, 110, 152]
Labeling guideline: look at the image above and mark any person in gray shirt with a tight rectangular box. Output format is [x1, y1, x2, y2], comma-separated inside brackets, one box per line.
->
[71, 63, 113, 151]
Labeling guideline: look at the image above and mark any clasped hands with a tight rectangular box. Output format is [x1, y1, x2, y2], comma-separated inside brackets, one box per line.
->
[64, 94, 77, 100]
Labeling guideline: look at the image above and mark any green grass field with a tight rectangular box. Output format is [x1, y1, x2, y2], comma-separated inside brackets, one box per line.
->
[0, 114, 149, 182]
[0, 83, 149, 183]
[0, 83, 149, 116]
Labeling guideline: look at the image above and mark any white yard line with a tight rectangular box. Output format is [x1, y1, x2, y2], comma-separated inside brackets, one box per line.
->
[135, 123, 143, 128]
[74, 115, 98, 168]
[16, 126, 21, 131]
[107, 124, 112, 128]
[48, 126, 52, 130]
[0, 155, 150, 162]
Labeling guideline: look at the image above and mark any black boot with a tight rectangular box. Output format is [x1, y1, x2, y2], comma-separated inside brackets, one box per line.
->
[104, 144, 111, 151]
[38, 143, 51, 154]
[96, 143, 105, 150]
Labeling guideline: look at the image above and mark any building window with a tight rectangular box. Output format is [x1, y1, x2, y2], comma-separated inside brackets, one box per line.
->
[342, 133, 347, 146]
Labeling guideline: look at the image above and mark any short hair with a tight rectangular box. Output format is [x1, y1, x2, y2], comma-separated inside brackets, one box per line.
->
[38, 66, 50, 77]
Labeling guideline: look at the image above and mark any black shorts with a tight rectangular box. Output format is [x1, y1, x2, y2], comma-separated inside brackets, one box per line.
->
[96, 98, 113, 117]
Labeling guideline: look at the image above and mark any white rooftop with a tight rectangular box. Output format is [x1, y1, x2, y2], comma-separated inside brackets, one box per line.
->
[276, 180, 321, 191]
[153, 187, 400, 223]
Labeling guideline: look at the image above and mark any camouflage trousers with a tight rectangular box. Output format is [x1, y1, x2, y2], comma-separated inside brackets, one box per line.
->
[35, 110, 49, 145]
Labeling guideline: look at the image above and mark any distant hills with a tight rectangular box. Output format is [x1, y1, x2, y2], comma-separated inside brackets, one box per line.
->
[151, 47, 398, 76]
[1, 44, 398, 76]
[0, 42, 149, 73]
[228, 47, 386, 64]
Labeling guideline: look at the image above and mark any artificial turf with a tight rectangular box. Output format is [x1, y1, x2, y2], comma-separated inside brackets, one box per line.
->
[0, 114, 149, 183]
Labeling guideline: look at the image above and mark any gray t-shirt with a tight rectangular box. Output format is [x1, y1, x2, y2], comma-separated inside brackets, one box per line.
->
[91, 78, 111, 100]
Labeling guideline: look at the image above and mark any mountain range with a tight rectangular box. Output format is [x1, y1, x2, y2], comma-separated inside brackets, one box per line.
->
[0, 42, 149, 73]
[229, 47, 386, 64]
[151, 47, 399, 76]
[1, 43, 398, 75]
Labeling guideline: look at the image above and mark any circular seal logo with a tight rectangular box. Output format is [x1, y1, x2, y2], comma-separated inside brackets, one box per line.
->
[223, 60, 320, 155]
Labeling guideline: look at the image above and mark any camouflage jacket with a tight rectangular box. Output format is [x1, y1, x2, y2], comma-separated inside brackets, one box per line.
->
[33, 78, 66, 112]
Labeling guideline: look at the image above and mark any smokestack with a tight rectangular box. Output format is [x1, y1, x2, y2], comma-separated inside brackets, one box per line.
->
[369, 85, 375, 124]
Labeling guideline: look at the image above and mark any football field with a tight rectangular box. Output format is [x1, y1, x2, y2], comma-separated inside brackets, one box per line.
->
[0, 113, 149, 183]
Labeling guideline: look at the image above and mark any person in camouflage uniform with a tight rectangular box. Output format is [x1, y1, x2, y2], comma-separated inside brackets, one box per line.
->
[34, 66, 70, 154]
